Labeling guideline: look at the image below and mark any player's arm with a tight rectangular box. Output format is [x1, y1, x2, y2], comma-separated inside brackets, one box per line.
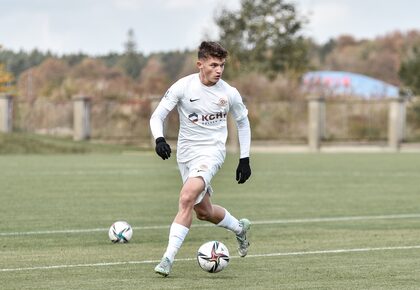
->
[235, 117, 251, 184]
[150, 102, 172, 160]
[229, 87, 252, 184]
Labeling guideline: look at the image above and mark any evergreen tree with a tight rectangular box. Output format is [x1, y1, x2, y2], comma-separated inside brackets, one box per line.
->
[119, 29, 143, 79]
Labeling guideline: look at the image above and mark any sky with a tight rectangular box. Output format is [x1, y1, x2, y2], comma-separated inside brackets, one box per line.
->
[1, 0, 420, 56]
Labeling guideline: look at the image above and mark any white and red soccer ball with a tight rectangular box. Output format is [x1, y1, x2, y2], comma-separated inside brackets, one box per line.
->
[197, 241, 230, 273]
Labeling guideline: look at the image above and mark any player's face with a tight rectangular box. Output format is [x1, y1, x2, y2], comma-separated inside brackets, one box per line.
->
[197, 56, 225, 86]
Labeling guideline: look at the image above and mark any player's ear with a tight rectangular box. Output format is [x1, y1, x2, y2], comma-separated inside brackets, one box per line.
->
[196, 60, 203, 69]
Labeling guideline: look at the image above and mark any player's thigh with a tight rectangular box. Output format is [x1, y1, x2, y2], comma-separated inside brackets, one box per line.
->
[179, 158, 221, 200]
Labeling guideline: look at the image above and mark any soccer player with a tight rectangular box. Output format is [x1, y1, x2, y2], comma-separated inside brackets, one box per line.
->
[150, 41, 252, 277]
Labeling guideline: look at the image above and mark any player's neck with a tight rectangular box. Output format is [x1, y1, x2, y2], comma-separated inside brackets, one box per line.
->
[199, 72, 217, 87]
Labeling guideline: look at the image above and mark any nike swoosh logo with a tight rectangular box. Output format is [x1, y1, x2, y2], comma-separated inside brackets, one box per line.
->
[190, 98, 199, 102]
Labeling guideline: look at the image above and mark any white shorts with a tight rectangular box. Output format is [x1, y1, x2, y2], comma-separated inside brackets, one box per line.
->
[178, 157, 222, 205]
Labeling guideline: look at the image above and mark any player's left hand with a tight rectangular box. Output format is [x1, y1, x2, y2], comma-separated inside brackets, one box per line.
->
[236, 157, 251, 184]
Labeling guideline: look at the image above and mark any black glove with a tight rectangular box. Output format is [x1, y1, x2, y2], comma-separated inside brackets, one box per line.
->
[155, 137, 171, 160]
[236, 157, 251, 184]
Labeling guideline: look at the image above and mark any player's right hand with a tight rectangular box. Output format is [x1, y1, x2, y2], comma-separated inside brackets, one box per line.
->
[155, 137, 171, 160]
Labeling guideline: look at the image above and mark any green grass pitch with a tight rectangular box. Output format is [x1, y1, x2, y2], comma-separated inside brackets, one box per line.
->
[1, 152, 420, 289]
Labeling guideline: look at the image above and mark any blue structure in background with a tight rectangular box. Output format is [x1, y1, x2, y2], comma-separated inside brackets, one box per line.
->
[302, 71, 399, 99]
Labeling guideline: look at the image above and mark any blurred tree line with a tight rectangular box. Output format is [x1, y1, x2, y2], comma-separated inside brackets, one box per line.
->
[0, 63, 14, 93]
[1, 0, 420, 101]
[0, 28, 194, 101]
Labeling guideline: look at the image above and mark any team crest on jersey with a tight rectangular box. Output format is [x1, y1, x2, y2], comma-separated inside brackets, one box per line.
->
[218, 97, 228, 107]
[188, 112, 199, 123]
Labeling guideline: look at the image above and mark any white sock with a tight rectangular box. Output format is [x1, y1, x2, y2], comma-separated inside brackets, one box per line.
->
[163, 223, 189, 263]
[216, 209, 242, 235]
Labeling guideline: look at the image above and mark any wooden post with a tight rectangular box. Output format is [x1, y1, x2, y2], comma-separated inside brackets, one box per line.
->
[73, 95, 91, 141]
[400, 98, 407, 141]
[388, 97, 405, 151]
[308, 96, 324, 152]
[0, 94, 13, 133]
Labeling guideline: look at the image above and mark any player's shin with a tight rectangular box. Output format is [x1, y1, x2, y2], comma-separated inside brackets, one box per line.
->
[163, 222, 189, 262]
[216, 209, 242, 235]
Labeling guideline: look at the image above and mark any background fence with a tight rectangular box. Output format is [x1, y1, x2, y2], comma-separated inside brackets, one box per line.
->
[325, 100, 389, 141]
[3, 95, 420, 149]
[14, 100, 73, 136]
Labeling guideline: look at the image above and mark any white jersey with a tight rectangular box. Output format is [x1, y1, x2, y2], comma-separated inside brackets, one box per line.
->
[159, 73, 248, 163]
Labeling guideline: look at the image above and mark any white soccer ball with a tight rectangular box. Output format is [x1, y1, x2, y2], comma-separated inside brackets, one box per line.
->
[197, 241, 230, 273]
[108, 221, 133, 243]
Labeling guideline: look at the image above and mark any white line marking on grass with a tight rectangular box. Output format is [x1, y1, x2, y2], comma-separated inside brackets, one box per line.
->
[1, 245, 420, 272]
[0, 259, 162, 272]
[245, 245, 420, 258]
[0, 226, 170, 236]
[251, 213, 420, 225]
[1, 213, 420, 237]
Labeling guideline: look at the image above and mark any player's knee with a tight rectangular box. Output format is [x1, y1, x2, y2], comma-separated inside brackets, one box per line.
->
[179, 190, 196, 210]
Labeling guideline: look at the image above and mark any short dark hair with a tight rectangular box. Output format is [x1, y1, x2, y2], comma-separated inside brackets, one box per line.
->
[198, 41, 228, 60]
